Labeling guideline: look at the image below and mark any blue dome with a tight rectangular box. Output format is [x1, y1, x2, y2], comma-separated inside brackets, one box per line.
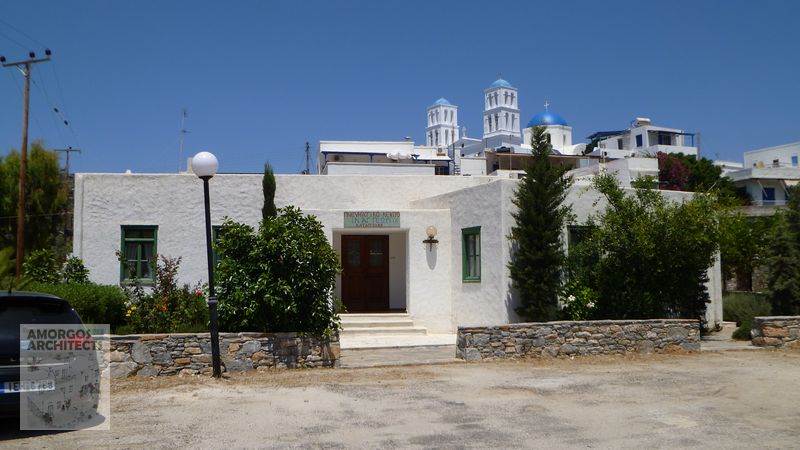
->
[490, 78, 513, 88]
[527, 111, 568, 127]
[433, 97, 452, 106]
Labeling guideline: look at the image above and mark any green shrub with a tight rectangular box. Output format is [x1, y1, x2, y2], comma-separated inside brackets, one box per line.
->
[28, 282, 128, 331]
[0, 247, 30, 290]
[22, 249, 61, 284]
[567, 173, 721, 323]
[62, 256, 90, 283]
[121, 254, 209, 334]
[22, 250, 91, 284]
[215, 206, 340, 335]
[560, 278, 598, 321]
[723, 292, 771, 340]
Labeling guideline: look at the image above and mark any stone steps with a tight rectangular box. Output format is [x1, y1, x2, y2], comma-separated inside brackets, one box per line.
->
[340, 326, 428, 336]
[340, 313, 415, 328]
[339, 313, 428, 338]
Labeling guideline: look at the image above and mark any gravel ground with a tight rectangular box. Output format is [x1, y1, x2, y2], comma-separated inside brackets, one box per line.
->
[2, 350, 799, 449]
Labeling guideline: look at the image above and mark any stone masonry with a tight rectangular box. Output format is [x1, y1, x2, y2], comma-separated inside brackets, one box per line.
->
[457, 319, 700, 361]
[751, 316, 800, 348]
[109, 332, 339, 378]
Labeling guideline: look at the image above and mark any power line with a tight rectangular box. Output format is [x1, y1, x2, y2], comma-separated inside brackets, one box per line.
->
[31, 70, 67, 146]
[1, 49, 52, 279]
[5, 68, 47, 144]
[0, 28, 27, 50]
[0, 211, 69, 221]
[0, 17, 48, 48]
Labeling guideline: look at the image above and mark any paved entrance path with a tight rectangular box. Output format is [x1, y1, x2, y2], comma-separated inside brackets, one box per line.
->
[339, 345, 458, 368]
[700, 321, 764, 352]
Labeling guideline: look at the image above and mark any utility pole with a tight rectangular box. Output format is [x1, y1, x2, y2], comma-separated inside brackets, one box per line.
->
[54, 146, 81, 175]
[178, 108, 188, 172]
[1, 49, 51, 279]
[303, 141, 311, 174]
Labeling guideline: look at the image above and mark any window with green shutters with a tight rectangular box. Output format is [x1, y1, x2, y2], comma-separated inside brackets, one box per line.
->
[120, 225, 157, 284]
[462, 226, 481, 282]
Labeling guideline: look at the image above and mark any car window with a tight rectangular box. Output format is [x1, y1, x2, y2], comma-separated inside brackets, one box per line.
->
[0, 299, 81, 328]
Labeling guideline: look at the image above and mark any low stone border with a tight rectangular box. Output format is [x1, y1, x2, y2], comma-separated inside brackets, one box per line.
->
[751, 316, 800, 348]
[457, 319, 700, 361]
[109, 332, 339, 378]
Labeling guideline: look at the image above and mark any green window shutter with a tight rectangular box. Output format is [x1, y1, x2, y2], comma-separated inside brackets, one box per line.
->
[462, 226, 481, 282]
[120, 225, 158, 284]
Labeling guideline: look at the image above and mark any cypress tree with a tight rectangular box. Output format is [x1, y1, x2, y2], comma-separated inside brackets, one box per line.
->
[262, 162, 277, 221]
[766, 186, 800, 315]
[509, 126, 573, 321]
[765, 213, 800, 315]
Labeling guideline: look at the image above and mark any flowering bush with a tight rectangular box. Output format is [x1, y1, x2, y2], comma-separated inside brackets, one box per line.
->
[560, 279, 598, 321]
[120, 254, 208, 334]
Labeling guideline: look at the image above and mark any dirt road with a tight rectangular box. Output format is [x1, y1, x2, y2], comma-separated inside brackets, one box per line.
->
[3, 350, 799, 448]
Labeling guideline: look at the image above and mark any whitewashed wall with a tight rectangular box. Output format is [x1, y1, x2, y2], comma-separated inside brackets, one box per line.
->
[73, 172, 722, 332]
[73, 174, 489, 333]
[413, 180, 518, 327]
[744, 142, 800, 168]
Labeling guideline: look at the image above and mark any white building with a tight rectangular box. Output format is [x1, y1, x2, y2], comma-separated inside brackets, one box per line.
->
[587, 117, 699, 159]
[72, 172, 724, 336]
[727, 141, 800, 206]
[319, 140, 452, 176]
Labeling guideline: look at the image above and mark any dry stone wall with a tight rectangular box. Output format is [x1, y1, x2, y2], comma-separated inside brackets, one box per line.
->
[751, 316, 800, 348]
[109, 332, 339, 378]
[457, 319, 700, 361]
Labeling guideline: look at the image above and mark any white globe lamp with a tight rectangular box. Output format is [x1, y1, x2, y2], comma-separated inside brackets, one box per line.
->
[192, 151, 218, 179]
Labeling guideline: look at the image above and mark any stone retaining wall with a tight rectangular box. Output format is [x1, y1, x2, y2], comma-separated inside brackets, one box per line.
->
[109, 332, 339, 378]
[751, 316, 800, 348]
[457, 319, 700, 361]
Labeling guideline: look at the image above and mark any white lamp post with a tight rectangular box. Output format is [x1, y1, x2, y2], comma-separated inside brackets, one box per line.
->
[191, 151, 222, 378]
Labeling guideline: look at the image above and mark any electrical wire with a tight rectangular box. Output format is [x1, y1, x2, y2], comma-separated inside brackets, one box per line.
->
[5, 68, 48, 144]
[31, 70, 67, 147]
[0, 28, 27, 51]
[0, 19, 83, 152]
[0, 17, 48, 48]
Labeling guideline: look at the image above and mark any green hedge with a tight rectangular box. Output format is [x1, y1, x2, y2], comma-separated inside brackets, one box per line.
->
[28, 282, 128, 332]
[723, 292, 771, 340]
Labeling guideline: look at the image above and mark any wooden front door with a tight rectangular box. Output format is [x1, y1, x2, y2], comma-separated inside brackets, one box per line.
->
[341, 235, 390, 312]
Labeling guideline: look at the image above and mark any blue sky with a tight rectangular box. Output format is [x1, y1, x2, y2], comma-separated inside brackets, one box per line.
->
[0, 1, 798, 174]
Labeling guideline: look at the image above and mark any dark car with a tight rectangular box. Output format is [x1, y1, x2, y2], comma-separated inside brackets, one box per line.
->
[0, 292, 100, 426]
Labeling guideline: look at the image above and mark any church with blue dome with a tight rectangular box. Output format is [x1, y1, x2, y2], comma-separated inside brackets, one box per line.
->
[527, 109, 568, 128]
[427, 77, 579, 156]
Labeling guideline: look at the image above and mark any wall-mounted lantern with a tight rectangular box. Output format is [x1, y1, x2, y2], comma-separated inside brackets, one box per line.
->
[423, 225, 439, 251]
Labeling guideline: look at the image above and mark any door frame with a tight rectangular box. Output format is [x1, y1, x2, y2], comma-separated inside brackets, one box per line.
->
[340, 234, 391, 313]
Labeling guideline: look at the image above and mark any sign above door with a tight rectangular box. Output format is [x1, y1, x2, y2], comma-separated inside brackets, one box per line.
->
[344, 211, 400, 228]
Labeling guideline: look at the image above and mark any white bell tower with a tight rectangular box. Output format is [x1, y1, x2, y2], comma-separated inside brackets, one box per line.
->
[426, 98, 459, 148]
[483, 78, 521, 143]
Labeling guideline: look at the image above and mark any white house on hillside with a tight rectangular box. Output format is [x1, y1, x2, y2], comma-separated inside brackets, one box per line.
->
[587, 117, 699, 159]
[727, 141, 800, 206]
